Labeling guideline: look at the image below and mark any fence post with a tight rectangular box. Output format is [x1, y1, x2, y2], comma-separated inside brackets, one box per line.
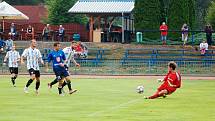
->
[191, 32, 194, 46]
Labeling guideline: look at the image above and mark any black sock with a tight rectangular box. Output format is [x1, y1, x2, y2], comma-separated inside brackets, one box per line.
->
[11, 77, 15, 85]
[50, 78, 58, 86]
[62, 81, 67, 88]
[26, 79, 33, 87]
[36, 81, 40, 90]
[67, 81, 72, 91]
[58, 87, 62, 94]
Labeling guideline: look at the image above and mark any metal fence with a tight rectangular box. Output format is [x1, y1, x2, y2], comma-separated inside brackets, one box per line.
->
[1, 59, 215, 76]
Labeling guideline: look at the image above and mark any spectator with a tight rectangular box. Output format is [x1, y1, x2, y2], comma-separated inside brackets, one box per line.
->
[58, 25, 65, 41]
[25, 25, 34, 40]
[160, 22, 168, 45]
[181, 23, 189, 46]
[8, 23, 17, 40]
[0, 39, 6, 52]
[205, 24, 213, 46]
[5, 37, 13, 51]
[199, 40, 208, 55]
[42, 24, 51, 41]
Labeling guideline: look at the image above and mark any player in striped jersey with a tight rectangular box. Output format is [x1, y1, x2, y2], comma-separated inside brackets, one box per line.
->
[21, 39, 44, 95]
[47, 42, 80, 91]
[3, 44, 20, 87]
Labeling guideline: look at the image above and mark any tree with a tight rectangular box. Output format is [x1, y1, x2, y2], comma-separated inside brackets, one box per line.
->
[45, 0, 88, 25]
[168, 0, 196, 39]
[134, 0, 162, 39]
[206, 1, 215, 28]
[134, 0, 196, 40]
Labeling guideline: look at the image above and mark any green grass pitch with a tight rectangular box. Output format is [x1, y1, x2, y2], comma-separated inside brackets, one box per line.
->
[0, 75, 215, 121]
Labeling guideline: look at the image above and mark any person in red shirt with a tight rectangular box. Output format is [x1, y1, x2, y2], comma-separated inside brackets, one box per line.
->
[145, 61, 181, 99]
[160, 22, 168, 45]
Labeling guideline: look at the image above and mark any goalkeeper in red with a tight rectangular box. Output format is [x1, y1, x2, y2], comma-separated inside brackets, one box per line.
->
[145, 61, 181, 99]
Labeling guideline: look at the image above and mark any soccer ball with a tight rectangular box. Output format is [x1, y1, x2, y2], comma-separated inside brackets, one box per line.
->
[136, 85, 144, 94]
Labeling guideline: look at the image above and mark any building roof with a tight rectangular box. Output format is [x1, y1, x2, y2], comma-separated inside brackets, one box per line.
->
[68, 0, 134, 14]
[8, 5, 48, 24]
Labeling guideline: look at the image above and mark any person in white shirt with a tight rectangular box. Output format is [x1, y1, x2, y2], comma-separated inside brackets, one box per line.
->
[199, 40, 208, 55]
[181, 23, 189, 46]
[3, 45, 20, 87]
[21, 39, 44, 95]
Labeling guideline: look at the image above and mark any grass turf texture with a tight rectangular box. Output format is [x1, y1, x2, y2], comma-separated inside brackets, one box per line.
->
[0, 76, 214, 121]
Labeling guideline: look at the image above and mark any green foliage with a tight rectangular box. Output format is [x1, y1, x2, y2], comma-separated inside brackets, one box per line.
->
[168, 0, 196, 38]
[134, 0, 161, 39]
[206, 1, 215, 28]
[134, 0, 196, 40]
[45, 0, 88, 25]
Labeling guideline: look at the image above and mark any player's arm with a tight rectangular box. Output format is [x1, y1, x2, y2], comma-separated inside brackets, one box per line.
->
[21, 49, 27, 64]
[167, 77, 178, 88]
[3, 52, 8, 63]
[17, 53, 21, 62]
[71, 57, 80, 67]
[45, 53, 52, 71]
[38, 50, 44, 65]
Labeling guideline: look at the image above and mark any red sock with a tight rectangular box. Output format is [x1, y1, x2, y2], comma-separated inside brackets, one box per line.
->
[149, 91, 160, 99]
[149, 91, 166, 99]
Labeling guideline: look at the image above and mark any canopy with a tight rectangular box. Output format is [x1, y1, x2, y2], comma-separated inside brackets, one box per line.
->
[69, 0, 134, 14]
[0, 1, 29, 31]
[0, 1, 29, 20]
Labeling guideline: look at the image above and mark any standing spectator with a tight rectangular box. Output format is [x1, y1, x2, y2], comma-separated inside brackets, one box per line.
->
[3, 44, 20, 87]
[0, 39, 6, 52]
[8, 23, 17, 40]
[199, 40, 208, 55]
[25, 25, 34, 40]
[42, 24, 51, 41]
[5, 37, 13, 51]
[205, 24, 213, 46]
[58, 25, 65, 41]
[160, 22, 168, 45]
[181, 23, 189, 46]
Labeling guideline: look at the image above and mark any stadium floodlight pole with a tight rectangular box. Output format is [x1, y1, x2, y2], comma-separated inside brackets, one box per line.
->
[122, 12, 125, 43]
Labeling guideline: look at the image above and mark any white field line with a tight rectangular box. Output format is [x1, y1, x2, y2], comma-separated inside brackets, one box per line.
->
[88, 98, 142, 117]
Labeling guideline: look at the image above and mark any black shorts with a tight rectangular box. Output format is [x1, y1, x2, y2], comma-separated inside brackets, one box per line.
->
[9, 67, 18, 74]
[28, 68, 40, 78]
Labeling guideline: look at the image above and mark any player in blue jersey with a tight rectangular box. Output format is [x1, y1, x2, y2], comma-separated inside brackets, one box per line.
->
[46, 42, 77, 96]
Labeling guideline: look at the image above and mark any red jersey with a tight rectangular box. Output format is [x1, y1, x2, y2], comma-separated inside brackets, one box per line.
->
[75, 44, 83, 52]
[160, 25, 168, 36]
[158, 71, 181, 93]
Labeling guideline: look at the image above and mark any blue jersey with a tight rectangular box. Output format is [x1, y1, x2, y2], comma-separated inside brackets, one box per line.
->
[47, 49, 66, 69]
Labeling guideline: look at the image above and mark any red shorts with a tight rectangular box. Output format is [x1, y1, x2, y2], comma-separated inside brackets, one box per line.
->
[158, 84, 177, 94]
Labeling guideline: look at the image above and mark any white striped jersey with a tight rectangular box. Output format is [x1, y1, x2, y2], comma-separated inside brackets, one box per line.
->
[5, 50, 20, 67]
[22, 47, 42, 70]
[63, 47, 77, 66]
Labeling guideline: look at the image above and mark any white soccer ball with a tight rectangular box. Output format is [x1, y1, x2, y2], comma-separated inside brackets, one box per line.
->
[136, 85, 144, 94]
